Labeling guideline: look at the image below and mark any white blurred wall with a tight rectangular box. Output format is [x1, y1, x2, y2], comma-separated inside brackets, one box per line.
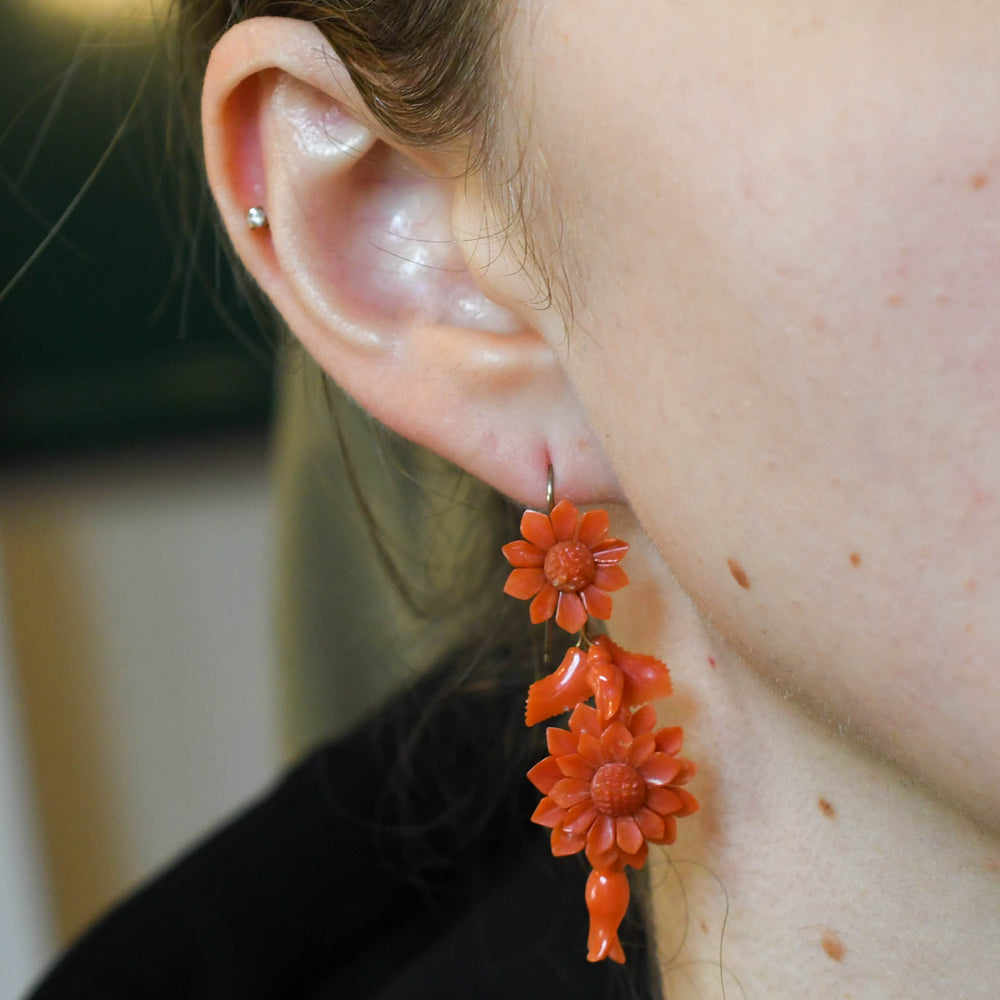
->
[0, 435, 280, 989]
[0, 558, 54, 1000]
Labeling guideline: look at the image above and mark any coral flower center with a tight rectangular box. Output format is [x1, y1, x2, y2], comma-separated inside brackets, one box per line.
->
[590, 762, 646, 817]
[543, 540, 596, 592]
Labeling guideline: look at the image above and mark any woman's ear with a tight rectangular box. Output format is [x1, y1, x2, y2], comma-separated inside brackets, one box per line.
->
[201, 16, 621, 507]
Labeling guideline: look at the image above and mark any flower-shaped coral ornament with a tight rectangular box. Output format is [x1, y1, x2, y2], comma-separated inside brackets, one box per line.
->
[502, 500, 629, 633]
[528, 703, 698, 962]
[529, 704, 697, 868]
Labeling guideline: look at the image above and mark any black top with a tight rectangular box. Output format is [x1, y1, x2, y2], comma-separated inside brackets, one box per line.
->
[27, 661, 657, 999]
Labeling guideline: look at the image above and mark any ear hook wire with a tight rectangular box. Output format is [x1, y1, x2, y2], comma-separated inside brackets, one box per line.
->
[543, 466, 556, 666]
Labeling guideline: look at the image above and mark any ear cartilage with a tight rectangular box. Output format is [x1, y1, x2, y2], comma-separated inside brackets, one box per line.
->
[246, 206, 269, 230]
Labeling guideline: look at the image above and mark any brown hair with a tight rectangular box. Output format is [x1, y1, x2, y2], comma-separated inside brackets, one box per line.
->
[170, 0, 561, 313]
[175, 0, 503, 153]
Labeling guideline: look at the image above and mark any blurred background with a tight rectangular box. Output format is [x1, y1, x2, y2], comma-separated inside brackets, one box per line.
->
[1, 0, 279, 994]
[0, 2, 507, 993]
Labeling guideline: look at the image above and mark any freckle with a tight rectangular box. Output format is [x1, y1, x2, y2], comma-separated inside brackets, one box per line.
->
[727, 558, 751, 590]
[971, 172, 989, 190]
[849, 552, 862, 568]
[885, 294, 902, 307]
[965, 579, 978, 592]
[822, 930, 846, 962]
[818, 797, 836, 818]
[985, 858, 999, 873]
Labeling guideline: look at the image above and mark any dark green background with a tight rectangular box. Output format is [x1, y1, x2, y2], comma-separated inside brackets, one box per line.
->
[0, 6, 273, 460]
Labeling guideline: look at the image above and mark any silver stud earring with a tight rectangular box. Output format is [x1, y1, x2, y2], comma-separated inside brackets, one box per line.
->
[246, 206, 268, 230]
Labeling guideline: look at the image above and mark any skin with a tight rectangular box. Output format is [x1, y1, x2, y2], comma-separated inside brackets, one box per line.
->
[480, 3, 1000, 992]
[495, 0, 1000, 833]
[202, 3, 1000, 994]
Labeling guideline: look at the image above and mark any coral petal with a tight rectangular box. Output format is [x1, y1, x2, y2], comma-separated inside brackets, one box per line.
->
[551, 826, 586, 857]
[594, 564, 629, 592]
[530, 797, 566, 828]
[654, 726, 684, 757]
[529, 584, 558, 624]
[581, 585, 613, 620]
[586, 822, 619, 870]
[588, 813, 616, 856]
[550, 778, 592, 808]
[636, 806, 666, 841]
[521, 509, 556, 550]
[546, 727, 578, 756]
[592, 538, 629, 564]
[525, 648, 591, 726]
[600, 721, 634, 763]
[675, 788, 700, 817]
[577, 509, 610, 547]
[630, 705, 657, 736]
[622, 840, 649, 871]
[639, 753, 682, 786]
[501, 540, 544, 568]
[660, 815, 678, 844]
[577, 733, 605, 767]
[627, 732, 656, 767]
[569, 703, 602, 737]
[646, 786, 683, 816]
[526, 756, 563, 794]
[558, 753, 597, 781]
[616, 815, 645, 855]
[555, 591, 588, 633]
[504, 568, 546, 600]
[563, 802, 600, 835]
[675, 759, 698, 785]
[550, 499, 580, 541]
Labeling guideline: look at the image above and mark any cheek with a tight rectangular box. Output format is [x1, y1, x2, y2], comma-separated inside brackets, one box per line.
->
[548, 5, 1000, 552]
[529, 4, 1000, 824]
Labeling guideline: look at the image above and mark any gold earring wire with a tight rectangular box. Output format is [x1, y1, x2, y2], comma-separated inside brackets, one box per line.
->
[543, 466, 556, 666]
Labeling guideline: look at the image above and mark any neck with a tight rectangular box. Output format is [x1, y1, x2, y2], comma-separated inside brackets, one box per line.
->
[611, 518, 1000, 998]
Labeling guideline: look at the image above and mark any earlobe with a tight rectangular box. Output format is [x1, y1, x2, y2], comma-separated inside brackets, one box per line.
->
[201, 17, 622, 507]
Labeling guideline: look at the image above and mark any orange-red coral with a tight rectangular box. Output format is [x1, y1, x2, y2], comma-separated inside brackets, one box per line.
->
[528, 703, 698, 873]
[502, 500, 629, 633]
[528, 703, 698, 962]
[525, 634, 674, 727]
[505, 501, 698, 964]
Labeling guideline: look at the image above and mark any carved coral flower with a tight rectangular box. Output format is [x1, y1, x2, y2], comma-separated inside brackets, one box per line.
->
[502, 500, 629, 633]
[527, 702, 698, 873]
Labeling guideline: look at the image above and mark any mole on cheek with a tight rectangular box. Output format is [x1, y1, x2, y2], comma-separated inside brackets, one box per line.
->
[727, 558, 751, 590]
[849, 552, 862, 568]
[821, 930, 845, 962]
[818, 797, 835, 818]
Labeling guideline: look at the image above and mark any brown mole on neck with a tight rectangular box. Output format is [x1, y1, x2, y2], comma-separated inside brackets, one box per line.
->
[821, 929, 845, 962]
[727, 558, 751, 589]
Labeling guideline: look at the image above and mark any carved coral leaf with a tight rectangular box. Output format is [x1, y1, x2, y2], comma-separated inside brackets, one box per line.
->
[600, 636, 673, 706]
[526, 647, 591, 727]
